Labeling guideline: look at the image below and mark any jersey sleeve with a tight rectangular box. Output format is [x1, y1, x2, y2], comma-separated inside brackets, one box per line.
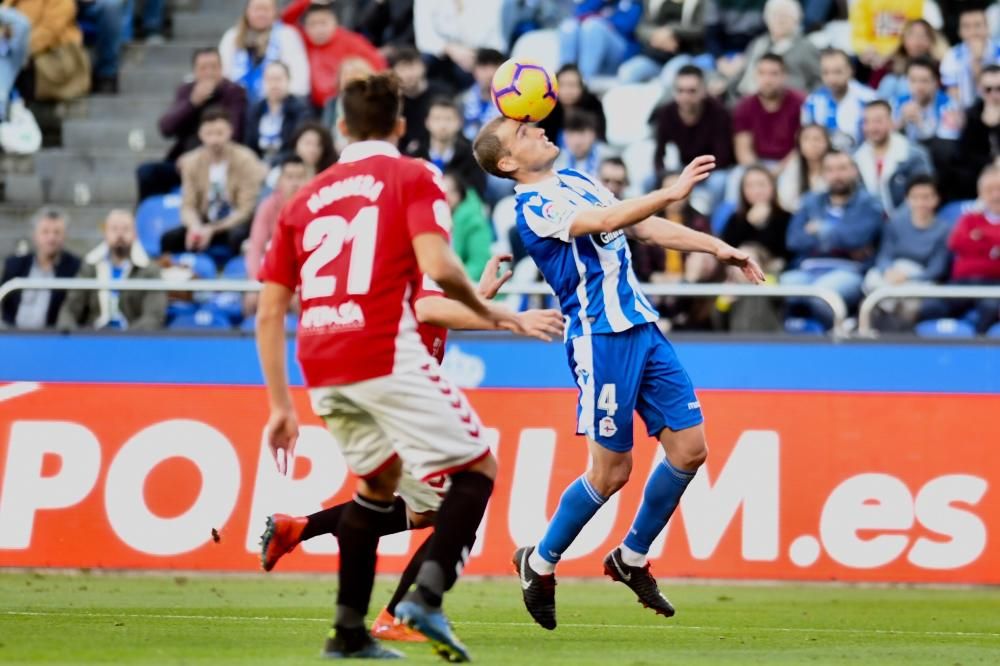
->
[939, 48, 960, 89]
[415, 274, 446, 301]
[257, 208, 299, 290]
[518, 192, 577, 243]
[406, 162, 453, 241]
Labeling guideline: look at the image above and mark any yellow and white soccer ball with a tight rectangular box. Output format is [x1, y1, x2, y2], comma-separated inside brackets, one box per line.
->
[490, 59, 559, 123]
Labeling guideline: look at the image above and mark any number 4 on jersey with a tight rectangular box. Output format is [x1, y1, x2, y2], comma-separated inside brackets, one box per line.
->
[300, 206, 378, 300]
[598, 383, 618, 416]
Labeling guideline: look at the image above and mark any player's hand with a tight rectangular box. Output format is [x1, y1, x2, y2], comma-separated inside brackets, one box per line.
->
[485, 302, 525, 335]
[514, 308, 564, 341]
[664, 155, 716, 202]
[716, 245, 766, 284]
[478, 253, 514, 299]
[266, 407, 299, 476]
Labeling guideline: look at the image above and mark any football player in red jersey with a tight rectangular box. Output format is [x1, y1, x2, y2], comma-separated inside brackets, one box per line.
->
[256, 73, 522, 661]
[260, 254, 564, 643]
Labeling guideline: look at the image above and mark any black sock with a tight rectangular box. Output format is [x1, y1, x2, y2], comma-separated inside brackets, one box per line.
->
[335, 495, 398, 626]
[387, 534, 433, 616]
[303, 496, 409, 542]
[414, 471, 494, 608]
[328, 624, 371, 654]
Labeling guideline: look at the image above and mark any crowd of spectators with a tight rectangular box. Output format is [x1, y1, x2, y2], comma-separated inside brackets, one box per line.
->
[2, 0, 1000, 336]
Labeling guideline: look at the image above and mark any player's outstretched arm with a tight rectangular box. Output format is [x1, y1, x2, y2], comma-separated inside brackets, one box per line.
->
[629, 218, 766, 284]
[567, 155, 716, 237]
[255, 281, 299, 475]
[416, 298, 564, 341]
[412, 233, 525, 334]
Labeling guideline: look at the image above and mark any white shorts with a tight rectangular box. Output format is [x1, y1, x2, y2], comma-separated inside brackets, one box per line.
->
[310, 361, 489, 489]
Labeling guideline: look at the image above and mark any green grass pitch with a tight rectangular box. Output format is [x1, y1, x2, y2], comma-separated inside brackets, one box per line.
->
[1, 572, 998, 664]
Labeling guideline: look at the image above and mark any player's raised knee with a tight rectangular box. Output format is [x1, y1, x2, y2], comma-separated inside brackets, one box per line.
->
[588, 459, 632, 497]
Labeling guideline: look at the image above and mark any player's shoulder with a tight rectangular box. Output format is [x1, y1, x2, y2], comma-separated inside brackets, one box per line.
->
[397, 155, 446, 184]
[558, 168, 599, 188]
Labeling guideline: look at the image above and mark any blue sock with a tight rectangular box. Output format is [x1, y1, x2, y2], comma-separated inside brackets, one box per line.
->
[537, 476, 607, 564]
[623, 456, 695, 556]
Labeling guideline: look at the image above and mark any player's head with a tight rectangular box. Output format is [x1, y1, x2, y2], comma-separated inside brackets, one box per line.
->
[473, 48, 505, 90]
[958, 7, 988, 45]
[473, 116, 559, 183]
[904, 173, 939, 218]
[425, 97, 462, 144]
[597, 157, 628, 199]
[755, 53, 787, 99]
[980, 64, 1000, 101]
[263, 61, 290, 102]
[821, 150, 859, 196]
[905, 57, 939, 103]
[31, 206, 67, 261]
[277, 154, 310, 197]
[198, 106, 234, 151]
[979, 164, 1000, 216]
[103, 209, 136, 260]
[302, 1, 338, 46]
[819, 48, 853, 95]
[338, 71, 406, 144]
[861, 99, 893, 147]
[562, 110, 598, 160]
[389, 47, 426, 96]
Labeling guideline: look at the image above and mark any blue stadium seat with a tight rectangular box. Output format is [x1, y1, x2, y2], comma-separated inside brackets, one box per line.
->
[222, 256, 248, 279]
[208, 292, 244, 325]
[165, 300, 197, 325]
[784, 317, 826, 335]
[171, 252, 217, 280]
[987, 323, 1000, 338]
[167, 307, 233, 331]
[135, 193, 182, 258]
[937, 200, 977, 227]
[914, 318, 976, 338]
[710, 200, 735, 236]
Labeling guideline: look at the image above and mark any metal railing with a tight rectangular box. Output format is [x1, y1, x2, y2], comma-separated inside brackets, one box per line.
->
[858, 284, 1000, 336]
[0, 277, 851, 336]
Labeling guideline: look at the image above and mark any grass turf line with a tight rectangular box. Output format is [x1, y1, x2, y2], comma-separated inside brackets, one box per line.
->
[0, 572, 998, 664]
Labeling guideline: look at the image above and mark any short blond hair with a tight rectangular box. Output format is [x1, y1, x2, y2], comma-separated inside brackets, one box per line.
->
[472, 117, 514, 180]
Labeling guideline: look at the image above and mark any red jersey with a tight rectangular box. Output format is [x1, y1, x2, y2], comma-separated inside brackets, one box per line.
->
[259, 141, 451, 387]
[414, 275, 448, 363]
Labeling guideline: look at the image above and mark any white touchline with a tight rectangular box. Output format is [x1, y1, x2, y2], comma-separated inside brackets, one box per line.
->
[0, 381, 40, 403]
[2, 611, 998, 639]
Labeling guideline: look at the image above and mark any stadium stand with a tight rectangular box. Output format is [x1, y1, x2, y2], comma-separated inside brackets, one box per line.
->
[1, 0, 998, 336]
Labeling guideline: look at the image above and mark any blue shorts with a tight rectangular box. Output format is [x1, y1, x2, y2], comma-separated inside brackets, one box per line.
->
[566, 323, 703, 452]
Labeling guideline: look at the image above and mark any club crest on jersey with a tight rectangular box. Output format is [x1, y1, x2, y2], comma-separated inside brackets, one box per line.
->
[599, 416, 618, 438]
[300, 301, 366, 331]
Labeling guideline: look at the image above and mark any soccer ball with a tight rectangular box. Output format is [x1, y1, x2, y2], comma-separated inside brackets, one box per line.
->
[491, 59, 559, 123]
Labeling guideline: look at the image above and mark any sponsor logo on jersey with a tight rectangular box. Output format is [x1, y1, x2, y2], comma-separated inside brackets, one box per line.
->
[593, 229, 625, 248]
[300, 301, 365, 331]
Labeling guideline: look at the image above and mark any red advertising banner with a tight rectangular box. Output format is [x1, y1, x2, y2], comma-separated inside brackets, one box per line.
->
[0, 382, 996, 583]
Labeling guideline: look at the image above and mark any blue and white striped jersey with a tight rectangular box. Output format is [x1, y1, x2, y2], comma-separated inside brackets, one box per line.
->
[801, 81, 877, 151]
[941, 40, 1000, 109]
[514, 169, 659, 340]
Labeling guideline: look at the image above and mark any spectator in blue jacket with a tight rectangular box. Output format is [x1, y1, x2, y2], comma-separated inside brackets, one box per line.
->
[863, 175, 952, 327]
[243, 61, 311, 166]
[558, 0, 642, 81]
[781, 150, 884, 316]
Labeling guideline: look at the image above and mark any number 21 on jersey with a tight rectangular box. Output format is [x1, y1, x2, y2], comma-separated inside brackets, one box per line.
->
[300, 206, 378, 300]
